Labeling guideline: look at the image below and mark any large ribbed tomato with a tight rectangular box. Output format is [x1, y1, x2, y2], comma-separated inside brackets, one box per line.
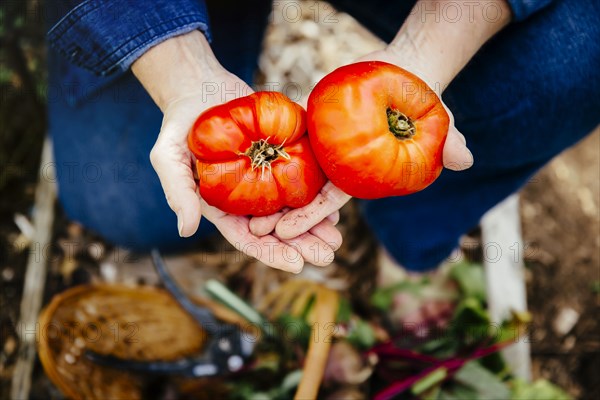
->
[307, 61, 449, 199]
[188, 92, 326, 216]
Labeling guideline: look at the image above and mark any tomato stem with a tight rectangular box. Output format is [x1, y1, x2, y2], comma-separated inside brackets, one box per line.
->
[387, 108, 415, 139]
[244, 138, 290, 180]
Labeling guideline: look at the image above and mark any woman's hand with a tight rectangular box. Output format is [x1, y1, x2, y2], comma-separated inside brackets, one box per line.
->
[133, 31, 341, 272]
[250, 0, 511, 242]
[249, 46, 474, 241]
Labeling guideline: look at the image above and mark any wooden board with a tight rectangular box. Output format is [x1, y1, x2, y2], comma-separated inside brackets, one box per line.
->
[481, 194, 532, 380]
[10, 138, 56, 400]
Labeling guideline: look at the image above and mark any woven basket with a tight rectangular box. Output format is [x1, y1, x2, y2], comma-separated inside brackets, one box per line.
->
[38, 284, 207, 399]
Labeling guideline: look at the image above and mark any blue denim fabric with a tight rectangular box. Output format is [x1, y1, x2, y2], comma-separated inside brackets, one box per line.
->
[47, 0, 600, 268]
[506, 0, 554, 21]
[47, 69, 210, 252]
[47, 0, 211, 76]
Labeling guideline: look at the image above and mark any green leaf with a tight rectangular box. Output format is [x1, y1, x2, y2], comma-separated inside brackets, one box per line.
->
[347, 319, 376, 349]
[371, 281, 421, 310]
[205, 279, 265, 327]
[450, 262, 487, 302]
[454, 361, 511, 399]
[228, 381, 257, 399]
[276, 314, 311, 347]
[496, 321, 521, 343]
[417, 336, 458, 358]
[450, 297, 492, 345]
[420, 384, 441, 400]
[412, 367, 448, 396]
[248, 392, 271, 400]
[478, 351, 509, 376]
[281, 369, 303, 393]
[439, 384, 480, 400]
[0, 68, 13, 84]
[337, 297, 352, 323]
[252, 357, 280, 373]
[453, 297, 488, 323]
[511, 379, 572, 400]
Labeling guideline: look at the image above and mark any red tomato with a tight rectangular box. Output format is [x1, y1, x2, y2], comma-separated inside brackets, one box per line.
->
[307, 61, 449, 199]
[188, 92, 326, 216]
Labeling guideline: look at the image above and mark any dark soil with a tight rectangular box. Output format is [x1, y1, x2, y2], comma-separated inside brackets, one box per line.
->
[521, 131, 600, 399]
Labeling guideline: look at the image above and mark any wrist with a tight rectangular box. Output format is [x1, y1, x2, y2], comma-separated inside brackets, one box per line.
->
[386, 0, 512, 92]
[384, 36, 452, 94]
[132, 30, 226, 112]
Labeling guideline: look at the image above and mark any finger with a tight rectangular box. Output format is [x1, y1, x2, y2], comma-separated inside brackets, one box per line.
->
[248, 208, 290, 237]
[150, 138, 202, 237]
[275, 182, 351, 240]
[309, 219, 343, 251]
[279, 232, 335, 267]
[249, 206, 339, 238]
[326, 211, 340, 226]
[201, 200, 304, 273]
[443, 126, 474, 171]
[250, 207, 339, 237]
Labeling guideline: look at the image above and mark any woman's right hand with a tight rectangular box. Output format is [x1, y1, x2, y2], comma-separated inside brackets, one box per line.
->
[132, 31, 341, 272]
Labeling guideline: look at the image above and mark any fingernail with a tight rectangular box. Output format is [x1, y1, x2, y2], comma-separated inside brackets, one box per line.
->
[177, 210, 184, 237]
[289, 260, 304, 274]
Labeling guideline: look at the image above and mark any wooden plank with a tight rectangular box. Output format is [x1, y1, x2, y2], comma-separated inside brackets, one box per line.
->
[10, 138, 56, 400]
[481, 194, 531, 380]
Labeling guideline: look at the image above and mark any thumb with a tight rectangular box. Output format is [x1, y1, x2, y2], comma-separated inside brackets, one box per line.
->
[443, 126, 474, 171]
[440, 103, 473, 171]
[150, 131, 202, 237]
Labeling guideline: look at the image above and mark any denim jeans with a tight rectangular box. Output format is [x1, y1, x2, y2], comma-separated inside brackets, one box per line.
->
[48, 0, 600, 270]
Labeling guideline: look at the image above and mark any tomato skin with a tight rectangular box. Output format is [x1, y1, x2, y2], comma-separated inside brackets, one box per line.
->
[188, 92, 326, 216]
[307, 61, 449, 199]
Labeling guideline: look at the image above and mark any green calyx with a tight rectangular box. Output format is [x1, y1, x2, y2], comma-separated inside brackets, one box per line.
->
[387, 108, 415, 139]
[244, 138, 290, 180]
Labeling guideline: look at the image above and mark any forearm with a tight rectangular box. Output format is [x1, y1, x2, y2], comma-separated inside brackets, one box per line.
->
[388, 0, 512, 90]
[131, 30, 224, 112]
